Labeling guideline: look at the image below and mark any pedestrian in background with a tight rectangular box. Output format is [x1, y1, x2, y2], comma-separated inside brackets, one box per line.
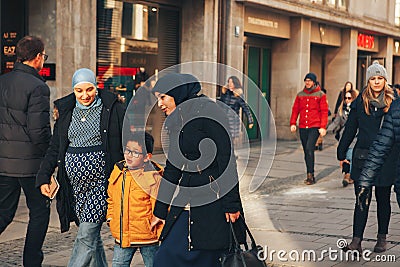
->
[337, 61, 398, 253]
[328, 87, 359, 186]
[0, 36, 51, 267]
[36, 68, 125, 266]
[333, 81, 356, 119]
[290, 72, 329, 185]
[219, 75, 254, 147]
[152, 73, 244, 267]
[107, 131, 163, 267]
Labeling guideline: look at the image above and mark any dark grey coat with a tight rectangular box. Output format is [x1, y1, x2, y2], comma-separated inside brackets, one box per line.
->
[337, 94, 399, 186]
[359, 98, 400, 191]
[0, 62, 51, 177]
[153, 95, 243, 251]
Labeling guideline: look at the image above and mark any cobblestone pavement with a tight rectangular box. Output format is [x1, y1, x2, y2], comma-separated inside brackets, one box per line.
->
[1, 133, 400, 266]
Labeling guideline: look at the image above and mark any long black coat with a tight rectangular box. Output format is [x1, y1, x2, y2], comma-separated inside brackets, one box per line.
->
[153, 95, 243, 251]
[0, 62, 51, 177]
[359, 98, 400, 190]
[36, 90, 125, 232]
[337, 94, 399, 186]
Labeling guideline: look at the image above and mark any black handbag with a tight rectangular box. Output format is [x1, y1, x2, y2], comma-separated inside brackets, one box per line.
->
[220, 217, 267, 267]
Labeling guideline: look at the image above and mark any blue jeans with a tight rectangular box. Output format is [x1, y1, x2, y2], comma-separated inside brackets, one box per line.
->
[346, 147, 353, 172]
[68, 222, 107, 267]
[112, 244, 159, 267]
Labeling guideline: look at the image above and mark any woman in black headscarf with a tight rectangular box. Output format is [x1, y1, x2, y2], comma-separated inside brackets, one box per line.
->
[151, 73, 243, 267]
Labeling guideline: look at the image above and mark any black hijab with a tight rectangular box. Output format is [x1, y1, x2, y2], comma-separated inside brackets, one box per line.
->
[152, 73, 201, 105]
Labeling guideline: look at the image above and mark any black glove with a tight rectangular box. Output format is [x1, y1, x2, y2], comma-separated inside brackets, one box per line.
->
[357, 186, 371, 212]
[335, 132, 341, 141]
[342, 162, 350, 173]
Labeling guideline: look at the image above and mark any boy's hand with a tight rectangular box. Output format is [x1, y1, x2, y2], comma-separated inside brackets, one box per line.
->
[150, 216, 164, 230]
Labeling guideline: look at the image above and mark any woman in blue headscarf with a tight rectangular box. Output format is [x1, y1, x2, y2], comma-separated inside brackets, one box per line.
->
[36, 68, 125, 266]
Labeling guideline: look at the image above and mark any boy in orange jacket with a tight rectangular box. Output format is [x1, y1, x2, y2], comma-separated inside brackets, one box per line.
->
[107, 131, 163, 267]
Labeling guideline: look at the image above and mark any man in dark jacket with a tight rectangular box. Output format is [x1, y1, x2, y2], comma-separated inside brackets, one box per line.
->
[0, 36, 51, 267]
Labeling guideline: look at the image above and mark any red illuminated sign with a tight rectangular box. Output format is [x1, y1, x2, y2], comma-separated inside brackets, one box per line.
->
[358, 33, 375, 49]
[39, 63, 56, 80]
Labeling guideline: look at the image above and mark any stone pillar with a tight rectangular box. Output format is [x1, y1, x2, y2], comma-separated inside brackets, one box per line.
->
[225, 1, 244, 73]
[377, 37, 394, 84]
[56, 0, 97, 98]
[271, 17, 311, 140]
[181, 0, 218, 96]
[324, 28, 358, 110]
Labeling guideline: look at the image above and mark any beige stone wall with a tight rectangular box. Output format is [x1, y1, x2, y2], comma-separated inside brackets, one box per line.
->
[324, 29, 358, 111]
[271, 17, 311, 140]
[55, 0, 97, 99]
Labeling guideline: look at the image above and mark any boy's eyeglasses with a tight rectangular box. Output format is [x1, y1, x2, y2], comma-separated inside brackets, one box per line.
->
[124, 148, 143, 158]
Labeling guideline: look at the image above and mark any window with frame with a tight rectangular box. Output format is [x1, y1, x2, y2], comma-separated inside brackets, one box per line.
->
[396, 0, 400, 26]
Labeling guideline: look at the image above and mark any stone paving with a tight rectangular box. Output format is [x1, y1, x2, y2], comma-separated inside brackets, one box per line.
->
[1, 133, 400, 266]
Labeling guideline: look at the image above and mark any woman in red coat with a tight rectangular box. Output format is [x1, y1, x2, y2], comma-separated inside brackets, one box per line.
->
[290, 72, 329, 185]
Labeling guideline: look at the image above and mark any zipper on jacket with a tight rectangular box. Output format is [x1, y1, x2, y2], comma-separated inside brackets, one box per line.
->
[209, 175, 220, 199]
[119, 169, 127, 247]
[188, 204, 192, 251]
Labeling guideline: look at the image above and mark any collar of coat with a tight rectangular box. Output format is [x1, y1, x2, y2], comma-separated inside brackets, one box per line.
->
[109, 160, 163, 186]
[302, 85, 321, 94]
[13, 62, 46, 82]
[53, 89, 121, 113]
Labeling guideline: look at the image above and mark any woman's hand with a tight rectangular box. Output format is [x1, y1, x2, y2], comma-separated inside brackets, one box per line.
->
[290, 125, 297, 133]
[225, 211, 240, 223]
[40, 184, 51, 198]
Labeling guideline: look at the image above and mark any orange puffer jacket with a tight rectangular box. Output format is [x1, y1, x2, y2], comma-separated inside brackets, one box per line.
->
[107, 160, 164, 248]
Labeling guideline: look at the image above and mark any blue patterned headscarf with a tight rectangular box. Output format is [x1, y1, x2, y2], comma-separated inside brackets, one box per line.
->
[72, 68, 102, 109]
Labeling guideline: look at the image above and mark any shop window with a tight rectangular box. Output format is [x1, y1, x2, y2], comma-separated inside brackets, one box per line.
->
[396, 0, 400, 26]
[97, 0, 179, 94]
[121, 3, 158, 41]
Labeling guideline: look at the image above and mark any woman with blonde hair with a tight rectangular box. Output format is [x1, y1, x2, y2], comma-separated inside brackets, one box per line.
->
[337, 61, 398, 253]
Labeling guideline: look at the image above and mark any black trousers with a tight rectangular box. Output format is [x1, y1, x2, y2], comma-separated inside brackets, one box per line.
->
[299, 128, 320, 174]
[0, 176, 50, 267]
[352, 181, 392, 240]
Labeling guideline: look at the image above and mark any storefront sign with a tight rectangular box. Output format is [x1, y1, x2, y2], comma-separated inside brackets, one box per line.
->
[358, 33, 375, 49]
[1, 0, 26, 74]
[1, 31, 18, 74]
[39, 63, 56, 80]
[244, 7, 290, 39]
[248, 17, 278, 29]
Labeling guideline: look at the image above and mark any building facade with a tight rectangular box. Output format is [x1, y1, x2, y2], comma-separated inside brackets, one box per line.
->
[1, 0, 400, 141]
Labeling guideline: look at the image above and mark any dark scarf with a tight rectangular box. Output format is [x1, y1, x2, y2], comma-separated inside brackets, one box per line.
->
[305, 84, 317, 92]
[370, 91, 386, 109]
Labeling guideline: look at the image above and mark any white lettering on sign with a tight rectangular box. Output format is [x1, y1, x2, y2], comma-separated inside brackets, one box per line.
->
[248, 16, 278, 28]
